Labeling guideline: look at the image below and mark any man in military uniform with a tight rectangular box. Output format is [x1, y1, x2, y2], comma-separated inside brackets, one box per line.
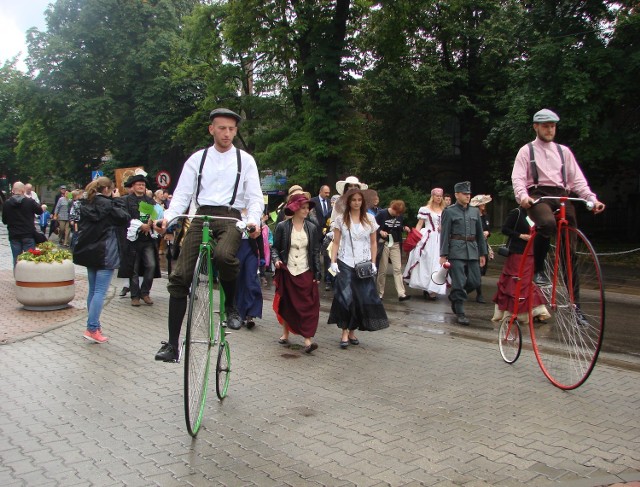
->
[439, 181, 487, 325]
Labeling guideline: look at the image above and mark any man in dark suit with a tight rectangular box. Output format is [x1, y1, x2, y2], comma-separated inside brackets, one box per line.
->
[311, 185, 333, 291]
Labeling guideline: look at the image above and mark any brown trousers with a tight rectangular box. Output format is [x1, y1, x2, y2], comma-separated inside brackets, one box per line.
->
[526, 187, 577, 238]
[167, 206, 242, 299]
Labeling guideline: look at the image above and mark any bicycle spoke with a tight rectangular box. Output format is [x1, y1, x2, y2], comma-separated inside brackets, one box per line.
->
[531, 228, 605, 389]
[184, 251, 214, 437]
[216, 341, 231, 400]
[499, 318, 522, 364]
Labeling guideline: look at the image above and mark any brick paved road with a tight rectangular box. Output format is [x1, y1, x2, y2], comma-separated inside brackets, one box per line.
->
[1, 224, 639, 486]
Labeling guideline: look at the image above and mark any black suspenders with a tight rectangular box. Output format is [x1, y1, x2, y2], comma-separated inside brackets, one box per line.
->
[528, 142, 566, 189]
[195, 147, 242, 207]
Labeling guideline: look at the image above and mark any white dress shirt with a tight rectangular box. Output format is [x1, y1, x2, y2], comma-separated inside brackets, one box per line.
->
[165, 144, 264, 225]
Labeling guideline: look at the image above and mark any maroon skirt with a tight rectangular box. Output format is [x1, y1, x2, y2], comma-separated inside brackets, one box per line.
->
[492, 251, 547, 314]
[273, 267, 320, 338]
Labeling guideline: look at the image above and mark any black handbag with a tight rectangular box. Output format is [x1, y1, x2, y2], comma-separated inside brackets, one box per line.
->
[497, 245, 510, 257]
[354, 261, 375, 279]
[349, 229, 376, 279]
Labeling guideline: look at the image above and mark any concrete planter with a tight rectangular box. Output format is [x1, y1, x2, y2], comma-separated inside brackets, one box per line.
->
[14, 260, 76, 310]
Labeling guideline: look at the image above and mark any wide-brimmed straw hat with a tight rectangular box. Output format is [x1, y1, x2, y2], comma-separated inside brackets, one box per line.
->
[470, 194, 492, 206]
[285, 184, 311, 202]
[284, 193, 316, 216]
[335, 176, 368, 195]
[333, 188, 377, 215]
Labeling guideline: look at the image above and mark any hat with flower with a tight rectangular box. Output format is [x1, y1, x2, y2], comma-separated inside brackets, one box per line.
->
[284, 193, 316, 216]
[470, 194, 492, 206]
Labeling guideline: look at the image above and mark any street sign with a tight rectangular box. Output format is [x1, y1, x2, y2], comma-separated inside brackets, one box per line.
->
[91, 170, 103, 180]
[156, 171, 171, 188]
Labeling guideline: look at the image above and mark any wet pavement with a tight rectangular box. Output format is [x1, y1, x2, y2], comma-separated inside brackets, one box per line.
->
[1, 222, 639, 486]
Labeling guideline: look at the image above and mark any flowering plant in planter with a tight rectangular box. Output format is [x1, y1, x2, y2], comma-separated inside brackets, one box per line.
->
[17, 241, 72, 264]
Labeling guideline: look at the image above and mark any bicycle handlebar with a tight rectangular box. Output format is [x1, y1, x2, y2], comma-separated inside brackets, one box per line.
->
[156, 214, 255, 233]
[532, 196, 595, 211]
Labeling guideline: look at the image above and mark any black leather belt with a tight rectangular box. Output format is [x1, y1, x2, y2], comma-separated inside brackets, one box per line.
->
[527, 186, 568, 197]
[197, 206, 241, 217]
[451, 234, 475, 241]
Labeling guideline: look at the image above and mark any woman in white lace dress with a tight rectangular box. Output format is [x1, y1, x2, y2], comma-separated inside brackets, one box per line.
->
[328, 188, 389, 348]
[403, 188, 447, 299]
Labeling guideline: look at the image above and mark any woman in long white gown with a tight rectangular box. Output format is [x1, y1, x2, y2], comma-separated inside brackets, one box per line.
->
[403, 188, 447, 299]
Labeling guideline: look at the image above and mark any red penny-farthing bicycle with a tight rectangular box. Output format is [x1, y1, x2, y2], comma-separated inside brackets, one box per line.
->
[498, 196, 605, 390]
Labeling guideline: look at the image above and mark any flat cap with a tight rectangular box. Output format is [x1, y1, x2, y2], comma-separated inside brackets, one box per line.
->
[533, 108, 560, 123]
[209, 108, 242, 124]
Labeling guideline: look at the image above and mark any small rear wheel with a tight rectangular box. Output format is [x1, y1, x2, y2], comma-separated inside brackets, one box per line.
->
[499, 318, 522, 364]
[216, 341, 231, 400]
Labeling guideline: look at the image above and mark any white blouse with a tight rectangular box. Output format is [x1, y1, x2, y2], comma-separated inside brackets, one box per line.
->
[332, 213, 379, 268]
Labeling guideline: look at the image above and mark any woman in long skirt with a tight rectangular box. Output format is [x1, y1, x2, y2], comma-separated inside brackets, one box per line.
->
[492, 207, 550, 324]
[272, 193, 321, 353]
[403, 188, 447, 300]
[328, 188, 389, 348]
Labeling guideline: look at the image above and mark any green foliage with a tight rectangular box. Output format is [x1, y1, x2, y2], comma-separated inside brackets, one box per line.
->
[16, 0, 198, 185]
[0, 62, 29, 182]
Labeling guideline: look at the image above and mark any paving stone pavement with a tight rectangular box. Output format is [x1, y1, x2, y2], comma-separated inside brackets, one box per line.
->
[1, 224, 639, 486]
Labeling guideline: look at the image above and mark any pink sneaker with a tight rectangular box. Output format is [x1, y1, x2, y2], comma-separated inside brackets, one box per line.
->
[83, 329, 109, 343]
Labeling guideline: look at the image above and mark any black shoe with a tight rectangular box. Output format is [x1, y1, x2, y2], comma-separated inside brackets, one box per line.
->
[226, 309, 242, 330]
[456, 314, 470, 326]
[476, 295, 486, 304]
[575, 309, 589, 327]
[325, 283, 331, 291]
[304, 343, 318, 354]
[533, 271, 551, 287]
[399, 295, 411, 302]
[245, 317, 256, 330]
[119, 286, 129, 297]
[155, 342, 178, 362]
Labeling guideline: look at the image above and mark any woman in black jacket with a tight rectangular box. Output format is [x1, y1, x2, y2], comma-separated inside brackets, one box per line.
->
[271, 193, 321, 353]
[73, 177, 129, 343]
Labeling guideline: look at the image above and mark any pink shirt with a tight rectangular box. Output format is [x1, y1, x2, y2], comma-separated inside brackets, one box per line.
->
[512, 138, 597, 204]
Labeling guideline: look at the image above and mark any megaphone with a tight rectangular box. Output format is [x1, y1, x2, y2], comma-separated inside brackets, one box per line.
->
[431, 261, 451, 285]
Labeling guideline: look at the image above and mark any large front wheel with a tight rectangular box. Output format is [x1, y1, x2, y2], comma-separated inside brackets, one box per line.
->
[184, 249, 216, 437]
[530, 227, 605, 390]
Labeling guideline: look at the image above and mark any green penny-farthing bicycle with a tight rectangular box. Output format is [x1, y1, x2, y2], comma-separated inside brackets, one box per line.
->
[168, 214, 248, 437]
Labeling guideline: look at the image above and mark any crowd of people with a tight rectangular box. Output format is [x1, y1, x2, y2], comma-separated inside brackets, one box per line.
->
[2, 107, 606, 353]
